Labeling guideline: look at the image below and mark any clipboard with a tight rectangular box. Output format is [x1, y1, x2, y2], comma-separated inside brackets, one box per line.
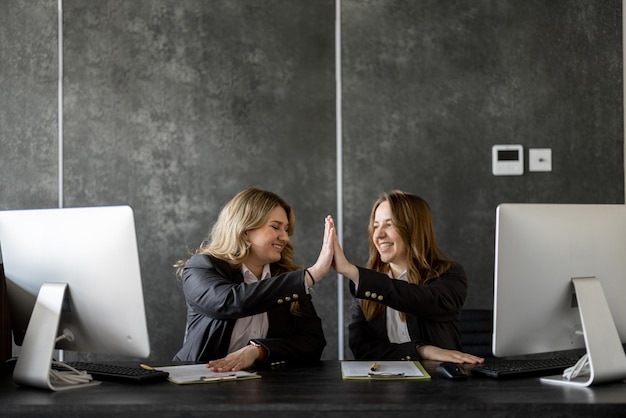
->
[142, 363, 261, 384]
[340, 360, 430, 380]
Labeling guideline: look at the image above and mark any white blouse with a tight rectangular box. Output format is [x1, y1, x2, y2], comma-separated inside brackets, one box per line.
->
[385, 270, 411, 344]
[227, 263, 270, 353]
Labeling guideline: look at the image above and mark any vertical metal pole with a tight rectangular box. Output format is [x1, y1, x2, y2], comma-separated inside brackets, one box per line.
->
[58, 0, 63, 210]
[57, 0, 64, 363]
[335, 0, 344, 360]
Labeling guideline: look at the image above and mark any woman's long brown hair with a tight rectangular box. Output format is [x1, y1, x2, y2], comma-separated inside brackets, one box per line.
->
[360, 191, 450, 321]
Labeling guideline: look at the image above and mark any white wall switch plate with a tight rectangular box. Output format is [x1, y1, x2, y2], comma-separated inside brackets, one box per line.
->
[529, 148, 552, 172]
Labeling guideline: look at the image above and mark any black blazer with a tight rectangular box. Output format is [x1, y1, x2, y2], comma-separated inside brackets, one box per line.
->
[348, 262, 467, 360]
[173, 254, 326, 364]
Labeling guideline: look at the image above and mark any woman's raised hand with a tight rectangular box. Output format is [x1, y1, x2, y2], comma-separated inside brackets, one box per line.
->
[330, 220, 360, 284]
[307, 215, 335, 283]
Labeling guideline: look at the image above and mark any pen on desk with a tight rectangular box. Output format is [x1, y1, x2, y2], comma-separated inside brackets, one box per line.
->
[368, 372, 405, 378]
[201, 374, 238, 382]
[140, 364, 154, 370]
[370, 362, 378, 371]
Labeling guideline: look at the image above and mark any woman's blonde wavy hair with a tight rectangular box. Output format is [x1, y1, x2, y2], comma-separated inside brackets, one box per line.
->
[360, 190, 451, 321]
[175, 188, 302, 313]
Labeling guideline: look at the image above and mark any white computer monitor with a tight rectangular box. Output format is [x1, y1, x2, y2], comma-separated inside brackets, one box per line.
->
[493, 203, 626, 386]
[0, 205, 151, 391]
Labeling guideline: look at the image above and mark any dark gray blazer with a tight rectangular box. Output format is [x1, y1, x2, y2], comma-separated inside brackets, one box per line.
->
[348, 262, 467, 360]
[173, 254, 326, 365]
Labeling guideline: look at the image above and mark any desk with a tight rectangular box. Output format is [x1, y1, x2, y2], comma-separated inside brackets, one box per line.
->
[1, 361, 626, 417]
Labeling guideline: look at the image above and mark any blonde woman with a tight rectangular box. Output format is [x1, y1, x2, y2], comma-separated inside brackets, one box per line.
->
[332, 190, 484, 364]
[173, 188, 333, 371]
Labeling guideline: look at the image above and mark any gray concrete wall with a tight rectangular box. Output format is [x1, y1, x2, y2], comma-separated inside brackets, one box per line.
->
[1, 0, 622, 362]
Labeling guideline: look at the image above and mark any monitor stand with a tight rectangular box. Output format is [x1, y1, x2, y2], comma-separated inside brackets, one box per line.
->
[13, 282, 101, 391]
[541, 277, 626, 387]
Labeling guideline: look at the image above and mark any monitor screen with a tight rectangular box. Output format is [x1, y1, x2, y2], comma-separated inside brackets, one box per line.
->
[493, 203, 626, 385]
[0, 205, 151, 390]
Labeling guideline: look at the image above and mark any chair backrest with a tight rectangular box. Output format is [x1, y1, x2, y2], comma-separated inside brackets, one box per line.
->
[460, 309, 493, 358]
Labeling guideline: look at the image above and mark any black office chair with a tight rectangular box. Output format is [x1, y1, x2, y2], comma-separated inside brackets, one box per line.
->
[460, 309, 493, 358]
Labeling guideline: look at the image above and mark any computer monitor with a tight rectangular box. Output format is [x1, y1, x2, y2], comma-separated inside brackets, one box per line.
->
[493, 203, 626, 386]
[0, 205, 151, 391]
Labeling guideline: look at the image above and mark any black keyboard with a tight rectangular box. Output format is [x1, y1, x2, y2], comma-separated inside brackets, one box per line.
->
[470, 357, 578, 379]
[63, 362, 169, 384]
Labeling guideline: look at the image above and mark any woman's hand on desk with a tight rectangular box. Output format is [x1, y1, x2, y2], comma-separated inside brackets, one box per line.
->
[418, 345, 485, 365]
[207, 345, 259, 372]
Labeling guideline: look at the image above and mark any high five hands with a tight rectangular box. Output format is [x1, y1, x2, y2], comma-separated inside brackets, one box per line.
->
[307, 215, 359, 285]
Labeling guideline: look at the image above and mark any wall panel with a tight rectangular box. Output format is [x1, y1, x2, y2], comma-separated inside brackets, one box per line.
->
[0, 0, 623, 362]
[341, 0, 623, 358]
[0, 0, 58, 209]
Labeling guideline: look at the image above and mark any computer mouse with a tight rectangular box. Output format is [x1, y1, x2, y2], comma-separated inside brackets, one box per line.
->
[436, 362, 469, 380]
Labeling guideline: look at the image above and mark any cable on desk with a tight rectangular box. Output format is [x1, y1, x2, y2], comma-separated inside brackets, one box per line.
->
[48, 329, 94, 385]
[563, 354, 590, 380]
[50, 361, 94, 385]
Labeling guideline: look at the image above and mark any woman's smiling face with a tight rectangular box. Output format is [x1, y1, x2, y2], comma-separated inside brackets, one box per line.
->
[372, 201, 408, 274]
[244, 205, 290, 269]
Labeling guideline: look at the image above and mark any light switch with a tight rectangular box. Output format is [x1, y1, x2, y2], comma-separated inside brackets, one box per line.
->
[529, 148, 552, 172]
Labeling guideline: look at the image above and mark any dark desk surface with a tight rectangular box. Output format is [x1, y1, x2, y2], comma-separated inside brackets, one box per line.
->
[2, 360, 626, 417]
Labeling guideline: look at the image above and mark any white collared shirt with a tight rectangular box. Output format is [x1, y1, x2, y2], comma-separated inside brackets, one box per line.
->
[386, 270, 411, 344]
[227, 263, 270, 353]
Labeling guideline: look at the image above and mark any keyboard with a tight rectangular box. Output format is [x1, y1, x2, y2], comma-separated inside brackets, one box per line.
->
[470, 357, 578, 379]
[62, 362, 170, 384]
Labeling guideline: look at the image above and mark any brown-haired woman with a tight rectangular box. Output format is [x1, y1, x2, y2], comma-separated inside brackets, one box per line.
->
[332, 190, 484, 364]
